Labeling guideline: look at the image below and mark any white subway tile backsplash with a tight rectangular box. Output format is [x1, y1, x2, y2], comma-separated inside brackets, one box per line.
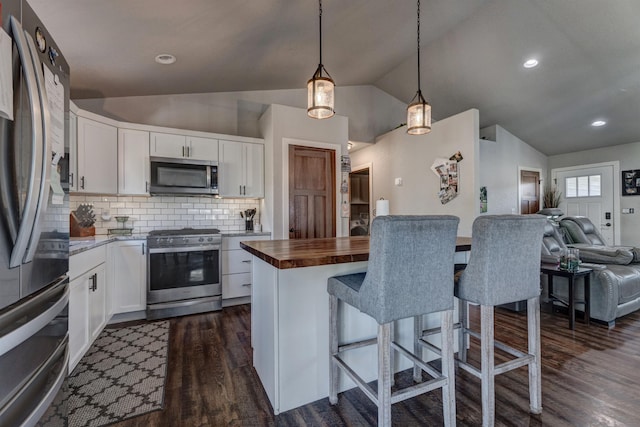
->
[71, 194, 261, 235]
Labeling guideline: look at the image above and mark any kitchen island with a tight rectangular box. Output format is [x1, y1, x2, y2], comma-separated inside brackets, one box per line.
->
[241, 236, 471, 414]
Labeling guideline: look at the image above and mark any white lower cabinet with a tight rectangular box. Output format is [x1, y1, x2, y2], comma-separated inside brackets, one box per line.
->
[68, 275, 89, 372]
[88, 264, 107, 341]
[108, 240, 147, 314]
[69, 245, 108, 372]
[222, 235, 270, 304]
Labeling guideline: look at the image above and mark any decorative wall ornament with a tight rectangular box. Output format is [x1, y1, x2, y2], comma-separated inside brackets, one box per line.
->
[622, 170, 640, 196]
[431, 152, 462, 204]
[480, 186, 487, 213]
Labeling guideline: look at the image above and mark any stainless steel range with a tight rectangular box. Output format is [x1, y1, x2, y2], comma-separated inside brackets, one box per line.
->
[146, 228, 222, 320]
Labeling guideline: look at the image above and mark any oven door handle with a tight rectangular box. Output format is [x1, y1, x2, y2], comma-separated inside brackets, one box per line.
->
[148, 245, 220, 254]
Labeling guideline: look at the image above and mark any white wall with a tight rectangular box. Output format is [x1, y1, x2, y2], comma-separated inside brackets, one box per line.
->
[260, 104, 349, 239]
[350, 109, 480, 237]
[479, 125, 548, 215]
[74, 85, 406, 144]
[549, 141, 640, 246]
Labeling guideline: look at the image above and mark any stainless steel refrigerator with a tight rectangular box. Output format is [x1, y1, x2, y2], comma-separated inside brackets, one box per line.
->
[1, 0, 70, 425]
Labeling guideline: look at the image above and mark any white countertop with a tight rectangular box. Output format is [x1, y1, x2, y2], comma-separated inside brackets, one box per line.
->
[69, 231, 271, 256]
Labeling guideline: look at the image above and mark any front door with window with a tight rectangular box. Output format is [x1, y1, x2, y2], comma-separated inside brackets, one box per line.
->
[554, 164, 615, 245]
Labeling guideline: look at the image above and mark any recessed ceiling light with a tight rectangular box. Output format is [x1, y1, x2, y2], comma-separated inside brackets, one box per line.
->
[523, 59, 538, 68]
[591, 120, 607, 127]
[155, 54, 176, 65]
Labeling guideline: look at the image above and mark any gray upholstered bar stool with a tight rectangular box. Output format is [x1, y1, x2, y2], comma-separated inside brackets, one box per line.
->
[455, 215, 546, 426]
[327, 215, 460, 427]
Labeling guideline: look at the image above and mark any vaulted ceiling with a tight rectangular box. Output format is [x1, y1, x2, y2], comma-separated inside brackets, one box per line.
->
[30, 0, 640, 155]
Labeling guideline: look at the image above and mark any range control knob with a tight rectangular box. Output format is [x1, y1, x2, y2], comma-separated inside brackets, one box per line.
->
[183, 237, 189, 244]
[168, 238, 173, 244]
[207, 237, 213, 242]
[199, 237, 204, 242]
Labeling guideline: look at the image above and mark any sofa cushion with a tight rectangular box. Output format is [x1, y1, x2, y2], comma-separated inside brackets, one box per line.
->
[561, 216, 608, 246]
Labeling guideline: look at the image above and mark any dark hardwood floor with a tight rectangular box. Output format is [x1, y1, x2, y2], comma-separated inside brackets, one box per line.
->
[111, 304, 640, 426]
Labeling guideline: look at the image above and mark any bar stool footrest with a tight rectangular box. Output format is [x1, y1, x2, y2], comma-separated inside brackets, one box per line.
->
[338, 337, 377, 353]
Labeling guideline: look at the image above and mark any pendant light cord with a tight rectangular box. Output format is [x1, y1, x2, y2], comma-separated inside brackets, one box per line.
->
[319, 0, 323, 67]
[417, 0, 421, 94]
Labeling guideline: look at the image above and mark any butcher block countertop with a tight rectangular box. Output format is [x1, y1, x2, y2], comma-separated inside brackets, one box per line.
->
[240, 236, 472, 270]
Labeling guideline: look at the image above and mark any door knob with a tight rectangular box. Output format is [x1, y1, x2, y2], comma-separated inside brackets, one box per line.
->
[289, 228, 295, 233]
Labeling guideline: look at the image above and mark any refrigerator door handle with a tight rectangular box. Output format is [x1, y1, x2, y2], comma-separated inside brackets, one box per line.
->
[22, 27, 53, 265]
[0, 275, 68, 358]
[7, 17, 47, 268]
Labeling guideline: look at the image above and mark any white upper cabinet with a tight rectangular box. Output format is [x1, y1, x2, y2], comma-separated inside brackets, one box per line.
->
[244, 142, 264, 198]
[118, 128, 150, 195]
[219, 140, 264, 198]
[67, 111, 78, 192]
[187, 136, 218, 161]
[150, 132, 186, 158]
[150, 132, 218, 161]
[77, 116, 118, 194]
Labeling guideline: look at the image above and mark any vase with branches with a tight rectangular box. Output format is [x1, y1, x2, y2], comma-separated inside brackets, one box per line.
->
[543, 185, 562, 208]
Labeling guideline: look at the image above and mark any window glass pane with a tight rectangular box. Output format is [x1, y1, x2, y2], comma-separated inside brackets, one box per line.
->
[589, 175, 601, 196]
[577, 176, 589, 197]
[565, 177, 577, 198]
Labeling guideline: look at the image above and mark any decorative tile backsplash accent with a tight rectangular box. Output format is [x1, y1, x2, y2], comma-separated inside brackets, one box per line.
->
[70, 195, 261, 235]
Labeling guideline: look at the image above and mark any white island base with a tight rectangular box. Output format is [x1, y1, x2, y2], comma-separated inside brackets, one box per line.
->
[250, 257, 461, 415]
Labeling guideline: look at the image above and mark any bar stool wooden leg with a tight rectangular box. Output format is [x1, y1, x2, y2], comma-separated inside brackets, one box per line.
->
[527, 296, 542, 414]
[458, 299, 468, 363]
[413, 315, 423, 382]
[480, 305, 495, 427]
[378, 323, 392, 427]
[329, 294, 339, 405]
[390, 320, 395, 387]
[441, 310, 457, 427]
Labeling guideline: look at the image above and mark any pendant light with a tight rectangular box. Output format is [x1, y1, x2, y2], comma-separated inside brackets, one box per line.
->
[407, 0, 431, 135]
[307, 0, 335, 119]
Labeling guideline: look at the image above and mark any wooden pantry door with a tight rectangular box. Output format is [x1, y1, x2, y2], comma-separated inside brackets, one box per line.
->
[520, 169, 540, 214]
[288, 145, 336, 239]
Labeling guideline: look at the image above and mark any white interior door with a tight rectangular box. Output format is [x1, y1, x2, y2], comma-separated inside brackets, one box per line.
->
[553, 164, 615, 245]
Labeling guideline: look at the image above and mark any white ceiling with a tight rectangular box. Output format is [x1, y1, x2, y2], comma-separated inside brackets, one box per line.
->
[30, 0, 640, 155]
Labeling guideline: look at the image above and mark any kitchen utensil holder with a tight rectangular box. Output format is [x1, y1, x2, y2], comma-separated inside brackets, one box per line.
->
[245, 218, 254, 231]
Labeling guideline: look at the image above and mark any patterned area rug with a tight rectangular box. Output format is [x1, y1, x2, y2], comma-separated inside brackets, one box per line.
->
[68, 321, 170, 427]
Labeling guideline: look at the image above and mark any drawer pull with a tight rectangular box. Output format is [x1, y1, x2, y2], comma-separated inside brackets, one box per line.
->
[241, 260, 251, 263]
[242, 283, 252, 287]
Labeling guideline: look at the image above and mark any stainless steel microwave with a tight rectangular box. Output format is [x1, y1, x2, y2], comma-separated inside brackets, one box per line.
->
[149, 157, 219, 195]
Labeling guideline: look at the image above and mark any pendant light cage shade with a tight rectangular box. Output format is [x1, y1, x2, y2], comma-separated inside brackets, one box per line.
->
[307, 65, 335, 119]
[308, 0, 335, 119]
[407, 92, 431, 135]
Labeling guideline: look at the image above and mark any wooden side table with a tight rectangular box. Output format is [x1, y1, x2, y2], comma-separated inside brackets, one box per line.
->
[540, 264, 593, 329]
